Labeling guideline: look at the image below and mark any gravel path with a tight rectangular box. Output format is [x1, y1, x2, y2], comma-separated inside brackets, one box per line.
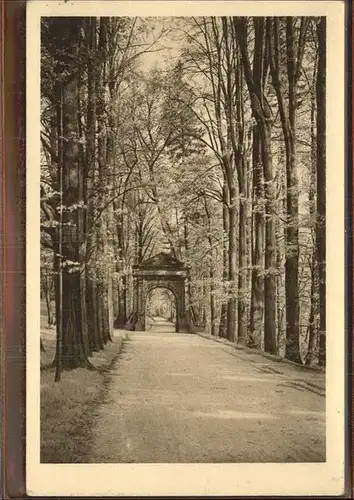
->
[88, 320, 325, 463]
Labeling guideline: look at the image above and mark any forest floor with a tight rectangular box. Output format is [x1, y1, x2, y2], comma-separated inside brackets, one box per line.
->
[40, 325, 127, 463]
[85, 318, 325, 463]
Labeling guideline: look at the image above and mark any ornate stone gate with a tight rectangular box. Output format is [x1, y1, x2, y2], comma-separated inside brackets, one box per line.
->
[130, 252, 191, 333]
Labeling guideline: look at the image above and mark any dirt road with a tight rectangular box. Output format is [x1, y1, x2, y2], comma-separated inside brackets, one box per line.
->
[88, 320, 325, 463]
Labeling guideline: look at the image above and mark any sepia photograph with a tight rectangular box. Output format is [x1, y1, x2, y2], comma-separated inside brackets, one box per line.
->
[26, 1, 345, 497]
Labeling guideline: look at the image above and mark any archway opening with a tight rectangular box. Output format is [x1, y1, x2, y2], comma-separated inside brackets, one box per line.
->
[145, 287, 177, 333]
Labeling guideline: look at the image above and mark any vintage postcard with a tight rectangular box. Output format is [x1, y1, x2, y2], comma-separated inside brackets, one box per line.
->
[27, 0, 346, 496]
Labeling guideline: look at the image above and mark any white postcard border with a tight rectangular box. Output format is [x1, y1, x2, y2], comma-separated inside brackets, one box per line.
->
[27, 1, 346, 496]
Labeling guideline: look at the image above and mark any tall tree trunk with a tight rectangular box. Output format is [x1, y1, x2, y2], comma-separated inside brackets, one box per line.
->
[79, 255, 91, 358]
[86, 270, 103, 351]
[261, 125, 278, 354]
[105, 41, 117, 335]
[306, 248, 319, 365]
[248, 125, 264, 348]
[316, 17, 326, 366]
[275, 172, 286, 353]
[237, 162, 248, 345]
[209, 266, 216, 335]
[204, 197, 217, 335]
[85, 17, 99, 352]
[201, 275, 207, 327]
[53, 251, 60, 357]
[283, 131, 301, 360]
[218, 180, 229, 338]
[306, 63, 319, 365]
[95, 17, 112, 344]
[235, 80, 248, 345]
[227, 181, 237, 342]
[283, 18, 302, 363]
[114, 275, 128, 328]
[77, 56, 92, 360]
[55, 67, 93, 376]
[114, 207, 128, 328]
[61, 270, 91, 370]
[184, 217, 195, 324]
[111, 82, 129, 329]
[247, 21, 265, 349]
[44, 273, 54, 326]
[220, 19, 247, 344]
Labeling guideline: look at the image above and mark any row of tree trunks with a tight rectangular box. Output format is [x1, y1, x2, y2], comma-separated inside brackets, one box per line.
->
[235, 16, 277, 354]
[169, 16, 326, 367]
[52, 18, 124, 380]
[267, 17, 307, 363]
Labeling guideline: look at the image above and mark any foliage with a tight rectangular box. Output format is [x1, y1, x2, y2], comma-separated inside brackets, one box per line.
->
[40, 16, 326, 375]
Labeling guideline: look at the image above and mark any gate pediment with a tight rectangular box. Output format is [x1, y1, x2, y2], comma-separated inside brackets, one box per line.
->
[135, 252, 184, 269]
[132, 252, 188, 278]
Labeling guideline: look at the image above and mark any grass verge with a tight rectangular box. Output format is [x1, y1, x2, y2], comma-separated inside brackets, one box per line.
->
[40, 327, 126, 463]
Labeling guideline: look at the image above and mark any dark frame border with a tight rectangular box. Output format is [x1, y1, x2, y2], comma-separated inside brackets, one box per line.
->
[0, 0, 352, 498]
[1, 0, 26, 497]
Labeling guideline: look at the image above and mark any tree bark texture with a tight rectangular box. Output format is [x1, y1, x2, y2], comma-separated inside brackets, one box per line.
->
[56, 67, 93, 372]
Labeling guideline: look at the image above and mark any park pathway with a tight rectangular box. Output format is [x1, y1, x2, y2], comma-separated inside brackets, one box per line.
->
[88, 319, 325, 463]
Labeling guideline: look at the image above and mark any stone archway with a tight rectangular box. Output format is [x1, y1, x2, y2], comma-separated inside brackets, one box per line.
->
[130, 252, 191, 333]
[142, 286, 180, 332]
